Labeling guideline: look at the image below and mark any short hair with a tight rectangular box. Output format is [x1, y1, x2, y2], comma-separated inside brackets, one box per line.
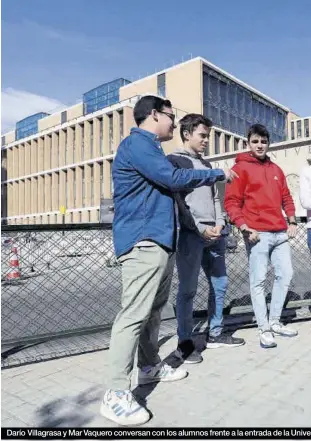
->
[133, 95, 172, 126]
[179, 113, 213, 142]
[247, 124, 270, 143]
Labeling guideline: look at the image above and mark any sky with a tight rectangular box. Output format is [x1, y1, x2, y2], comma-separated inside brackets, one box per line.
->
[1, 0, 311, 132]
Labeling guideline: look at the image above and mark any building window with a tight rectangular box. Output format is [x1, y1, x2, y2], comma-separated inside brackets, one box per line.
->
[72, 128, 76, 162]
[157, 73, 166, 97]
[61, 111, 67, 124]
[110, 161, 114, 197]
[82, 167, 85, 207]
[230, 115, 237, 133]
[49, 174, 52, 210]
[108, 114, 113, 152]
[219, 80, 228, 107]
[99, 117, 104, 155]
[304, 119, 309, 138]
[243, 141, 247, 149]
[81, 124, 84, 160]
[55, 172, 59, 209]
[64, 130, 67, 164]
[291, 121, 295, 140]
[64, 171, 68, 209]
[91, 165, 94, 206]
[225, 135, 230, 152]
[238, 117, 244, 136]
[297, 120, 302, 138]
[234, 138, 239, 151]
[220, 110, 229, 131]
[210, 75, 219, 104]
[1, 136, 5, 147]
[214, 131, 220, 154]
[90, 121, 93, 158]
[73, 169, 76, 207]
[100, 162, 104, 196]
[119, 110, 124, 140]
[47, 135, 52, 169]
[237, 87, 244, 118]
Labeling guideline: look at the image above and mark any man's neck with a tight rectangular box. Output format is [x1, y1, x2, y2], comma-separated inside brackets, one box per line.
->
[183, 144, 201, 157]
[138, 123, 158, 137]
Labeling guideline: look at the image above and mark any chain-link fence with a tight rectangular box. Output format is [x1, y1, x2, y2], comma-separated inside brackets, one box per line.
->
[2, 221, 311, 364]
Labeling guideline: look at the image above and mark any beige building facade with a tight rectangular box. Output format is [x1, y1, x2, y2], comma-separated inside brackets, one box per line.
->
[1, 57, 310, 224]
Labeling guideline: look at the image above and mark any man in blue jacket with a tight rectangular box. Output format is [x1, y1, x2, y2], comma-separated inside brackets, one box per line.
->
[100, 95, 237, 426]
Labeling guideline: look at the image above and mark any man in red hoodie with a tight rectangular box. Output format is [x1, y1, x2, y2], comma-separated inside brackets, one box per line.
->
[224, 124, 298, 349]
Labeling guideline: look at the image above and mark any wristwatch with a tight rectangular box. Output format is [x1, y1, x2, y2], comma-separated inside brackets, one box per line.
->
[289, 222, 297, 226]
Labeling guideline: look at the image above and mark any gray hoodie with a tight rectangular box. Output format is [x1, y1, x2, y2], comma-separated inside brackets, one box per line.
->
[167, 148, 225, 235]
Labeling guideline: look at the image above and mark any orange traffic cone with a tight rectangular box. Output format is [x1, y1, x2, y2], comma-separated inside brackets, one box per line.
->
[7, 246, 21, 280]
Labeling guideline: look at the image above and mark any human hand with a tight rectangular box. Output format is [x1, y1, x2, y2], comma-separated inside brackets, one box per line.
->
[240, 224, 260, 243]
[213, 225, 224, 236]
[203, 226, 221, 241]
[224, 168, 239, 183]
[287, 224, 297, 239]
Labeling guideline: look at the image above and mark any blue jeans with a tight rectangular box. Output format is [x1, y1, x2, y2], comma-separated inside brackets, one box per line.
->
[176, 230, 228, 342]
[308, 228, 311, 251]
[245, 231, 293, 332]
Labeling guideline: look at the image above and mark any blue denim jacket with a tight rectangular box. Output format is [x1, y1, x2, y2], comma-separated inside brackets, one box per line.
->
[112, 127, 225, 257]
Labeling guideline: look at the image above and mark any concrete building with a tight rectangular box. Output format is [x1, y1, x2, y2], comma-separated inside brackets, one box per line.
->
[1, 56, 310, 224]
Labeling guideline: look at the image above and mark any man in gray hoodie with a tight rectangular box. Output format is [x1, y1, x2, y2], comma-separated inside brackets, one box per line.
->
[167, 114, 245, 364]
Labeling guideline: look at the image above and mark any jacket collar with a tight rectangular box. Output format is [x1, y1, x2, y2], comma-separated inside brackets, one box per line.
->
[131, 127, 159, 142]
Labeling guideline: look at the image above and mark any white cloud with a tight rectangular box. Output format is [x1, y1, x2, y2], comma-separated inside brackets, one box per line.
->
[1, 88, 67, 133]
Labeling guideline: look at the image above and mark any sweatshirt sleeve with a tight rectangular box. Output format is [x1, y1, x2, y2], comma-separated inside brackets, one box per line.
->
[224, 165, 247, 228]
[280, 170, 295, 217]
[127, 138, 226, 191]
[299, 166, 311, 210]
[213, 183, 225, 226]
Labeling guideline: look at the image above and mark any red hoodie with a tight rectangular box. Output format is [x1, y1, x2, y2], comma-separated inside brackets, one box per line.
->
[224, 152, 295, 232]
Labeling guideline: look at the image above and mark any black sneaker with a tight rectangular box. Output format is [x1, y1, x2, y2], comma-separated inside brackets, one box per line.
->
[175, 340, 203, 364]
[206, 333, 245, 349]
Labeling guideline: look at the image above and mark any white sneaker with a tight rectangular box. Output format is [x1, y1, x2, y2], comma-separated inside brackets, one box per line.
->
[259, 330, 277, 349]
[138, 362, 188, 385]
[100, 389, 150, 426]
[270, 322, 298, 337]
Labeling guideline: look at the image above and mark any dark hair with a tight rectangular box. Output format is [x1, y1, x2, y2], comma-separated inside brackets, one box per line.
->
[247, 124, 270, 143]
[133, 95, 172, 126]
[179, 113, 213, 142]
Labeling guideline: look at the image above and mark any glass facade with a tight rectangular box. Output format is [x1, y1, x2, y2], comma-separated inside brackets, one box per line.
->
[16, 113, 50, 141]
[203, 66, 287, 143]
[83, 78, 131, 115]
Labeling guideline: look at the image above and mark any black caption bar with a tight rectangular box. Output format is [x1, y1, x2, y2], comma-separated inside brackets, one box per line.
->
[2, 427, 311, 440]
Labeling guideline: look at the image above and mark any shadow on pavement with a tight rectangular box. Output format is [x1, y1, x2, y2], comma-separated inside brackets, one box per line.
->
[36, 385, 103, 427]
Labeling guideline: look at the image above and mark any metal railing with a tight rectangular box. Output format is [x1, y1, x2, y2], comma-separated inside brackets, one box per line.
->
[1, 221, 310, 363]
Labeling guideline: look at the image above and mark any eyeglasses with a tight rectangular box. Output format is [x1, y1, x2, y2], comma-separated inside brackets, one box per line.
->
[158, 111, 176, 124]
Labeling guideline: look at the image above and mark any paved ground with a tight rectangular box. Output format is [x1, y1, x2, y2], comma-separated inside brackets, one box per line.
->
[2, 319, 311, 428]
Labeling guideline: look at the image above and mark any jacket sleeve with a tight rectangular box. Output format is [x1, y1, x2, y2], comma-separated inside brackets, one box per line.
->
[213, 183, 225, 226]
[280, 170, 295, 217]
[224, 165, 247, 228]
[127, 138, 226, 191]
[299, 167, 311, 210]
